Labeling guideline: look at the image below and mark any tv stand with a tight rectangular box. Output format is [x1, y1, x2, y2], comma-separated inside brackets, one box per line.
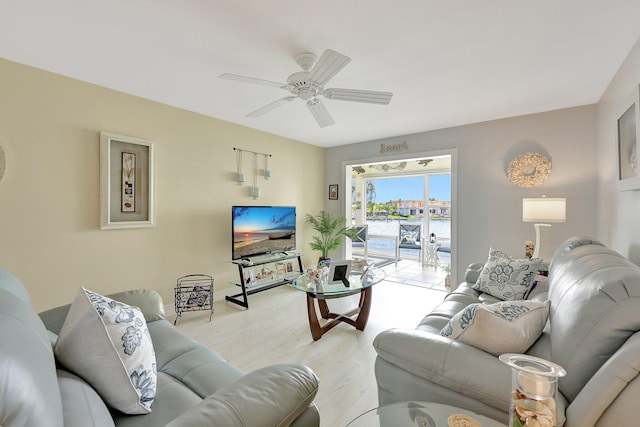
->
[226, 253, 303, 309]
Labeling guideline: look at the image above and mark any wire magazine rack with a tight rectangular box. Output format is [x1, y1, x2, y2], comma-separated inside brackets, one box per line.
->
[174, 274, 214, 325]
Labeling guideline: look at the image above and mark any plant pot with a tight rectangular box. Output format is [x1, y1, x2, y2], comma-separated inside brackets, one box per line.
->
[318, 257, 331, 269]
[444, 274, 452, 291]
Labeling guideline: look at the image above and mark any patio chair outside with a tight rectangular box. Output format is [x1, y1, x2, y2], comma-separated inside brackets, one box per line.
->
[350, 224, 368, 262]
[399, 223, 422, 263]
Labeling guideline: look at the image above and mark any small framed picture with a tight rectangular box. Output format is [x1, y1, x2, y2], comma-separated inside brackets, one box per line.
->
[617, 85, 640, 191]
[329, 184, 338, 200]
[328, 260, 352, 286]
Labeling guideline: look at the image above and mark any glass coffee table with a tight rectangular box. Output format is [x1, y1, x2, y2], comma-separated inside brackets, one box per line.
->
[346, 401, 505, 427]
[291, 266, 385, 340]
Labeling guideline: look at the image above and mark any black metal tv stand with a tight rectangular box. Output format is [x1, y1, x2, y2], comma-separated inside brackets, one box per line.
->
[226, 253, 303, 309]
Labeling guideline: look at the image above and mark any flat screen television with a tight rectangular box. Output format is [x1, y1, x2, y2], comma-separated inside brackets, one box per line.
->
[232, 206, 296, 260]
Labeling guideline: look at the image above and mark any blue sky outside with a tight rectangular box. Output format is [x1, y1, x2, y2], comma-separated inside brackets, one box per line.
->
[369, 174, 451, 203]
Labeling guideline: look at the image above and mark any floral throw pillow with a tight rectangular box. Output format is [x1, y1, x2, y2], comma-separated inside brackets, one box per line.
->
[473, 248, 542, 300]
[440, 300, 550, 356]
[54, 288, 157, 414]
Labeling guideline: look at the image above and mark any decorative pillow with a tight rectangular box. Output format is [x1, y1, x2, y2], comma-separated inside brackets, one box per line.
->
[440, 300, 550, 356]
[54, 288, 157, 414]
[473, 248, 542, 300]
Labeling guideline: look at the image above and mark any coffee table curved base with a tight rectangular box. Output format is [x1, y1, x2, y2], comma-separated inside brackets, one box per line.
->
[306, 287, 372, 340]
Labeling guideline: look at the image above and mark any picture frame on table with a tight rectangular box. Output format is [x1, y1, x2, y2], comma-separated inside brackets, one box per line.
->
[328, 260, 352, 286]
[100, 132, 155, 229]
[329, 184, 339, 200]
[616, 84, 640, 192]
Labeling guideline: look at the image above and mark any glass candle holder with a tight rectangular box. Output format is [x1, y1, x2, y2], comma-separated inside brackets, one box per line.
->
[499, 354, 566, 427]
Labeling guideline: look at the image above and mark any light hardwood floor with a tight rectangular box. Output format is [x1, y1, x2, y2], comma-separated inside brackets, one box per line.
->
[169, 261, 447, 427]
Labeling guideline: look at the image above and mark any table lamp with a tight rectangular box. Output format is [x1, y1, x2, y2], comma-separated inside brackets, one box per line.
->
[522, 197, 566, 268]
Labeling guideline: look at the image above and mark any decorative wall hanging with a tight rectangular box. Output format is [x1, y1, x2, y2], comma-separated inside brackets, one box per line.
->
[100, 132, 155, 229]
[252, 153, 260, 199]
[0, 144, 6, 183]
[507, 153, 551, 188]
[233, 147, 272, 199]
[235, 148, 245, 185]
[616, 84, 640, 192]
[369, 161, 407, 172]
[379, 142, 408, 154]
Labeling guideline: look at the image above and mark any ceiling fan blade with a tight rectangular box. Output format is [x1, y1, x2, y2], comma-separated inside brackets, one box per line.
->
[308, 49, 351, 87]
[324, 88, 393, 105]
[247, 96, 297, 117]
[307, 98, 335, 128]
[219, 73, 288, 89]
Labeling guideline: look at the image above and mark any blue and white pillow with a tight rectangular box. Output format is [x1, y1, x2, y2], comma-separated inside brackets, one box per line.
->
[55, 288, 157, 414]
[473, 248, 542, 300]
[440, 300, 550, 356]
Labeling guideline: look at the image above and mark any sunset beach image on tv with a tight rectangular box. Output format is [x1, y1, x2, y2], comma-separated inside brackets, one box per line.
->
[232, 206, 296, 259]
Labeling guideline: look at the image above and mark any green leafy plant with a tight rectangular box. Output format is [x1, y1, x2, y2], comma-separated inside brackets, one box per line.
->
[442, 263, 452, 274]
[305, 211, 360, 259]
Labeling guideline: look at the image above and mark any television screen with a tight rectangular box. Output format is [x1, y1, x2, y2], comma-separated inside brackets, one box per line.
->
[232, 206, 296, 260]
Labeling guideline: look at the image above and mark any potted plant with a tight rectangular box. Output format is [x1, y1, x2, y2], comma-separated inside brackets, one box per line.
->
[442, 263, 452, 291]
[305, 211, 360, 267]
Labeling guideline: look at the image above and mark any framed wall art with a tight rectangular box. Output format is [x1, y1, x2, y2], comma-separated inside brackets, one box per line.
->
[617, 84, 640, 191]
[100, 132, 155, 229]
[329, 184, 338, 200]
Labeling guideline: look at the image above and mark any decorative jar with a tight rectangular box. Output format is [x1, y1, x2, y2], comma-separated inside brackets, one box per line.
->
[499, 354, 566, 427]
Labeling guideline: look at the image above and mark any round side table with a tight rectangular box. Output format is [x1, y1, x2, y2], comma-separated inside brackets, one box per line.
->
[424, 243, 439, 266]
[346, 401, 504, 427]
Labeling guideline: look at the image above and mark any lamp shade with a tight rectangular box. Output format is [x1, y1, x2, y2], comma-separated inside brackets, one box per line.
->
[522, 198, 566, 223]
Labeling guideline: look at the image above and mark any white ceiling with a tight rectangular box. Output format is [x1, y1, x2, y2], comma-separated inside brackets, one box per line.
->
[2, 1, 640, 148]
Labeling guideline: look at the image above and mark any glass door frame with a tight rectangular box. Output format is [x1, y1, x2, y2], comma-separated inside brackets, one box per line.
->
[342, 149, 458, 285]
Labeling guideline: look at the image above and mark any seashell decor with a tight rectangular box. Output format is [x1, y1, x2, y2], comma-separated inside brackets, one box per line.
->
[511, 387, 557, 427]
[500, 353, 566, 427]
[507, 153, 551, 188]
[447, 413, 482, 427]
[306, 267, 329, 284]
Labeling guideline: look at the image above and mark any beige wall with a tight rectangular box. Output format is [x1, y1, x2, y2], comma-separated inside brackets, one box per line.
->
[0, 58, 325, 312]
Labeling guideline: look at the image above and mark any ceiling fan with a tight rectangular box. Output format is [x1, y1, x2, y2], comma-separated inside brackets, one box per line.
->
[219, 49, 393, 128]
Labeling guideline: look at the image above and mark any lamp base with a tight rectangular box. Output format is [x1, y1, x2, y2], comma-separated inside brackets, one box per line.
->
[532, 223, 552, 269]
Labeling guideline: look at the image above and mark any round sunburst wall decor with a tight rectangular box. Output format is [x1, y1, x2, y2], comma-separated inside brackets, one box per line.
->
[0, 144, 6, 183]
[507, 152, 551, 187]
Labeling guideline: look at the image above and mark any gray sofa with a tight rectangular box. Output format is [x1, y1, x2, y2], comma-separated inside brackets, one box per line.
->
[374, 236, 640, 426]
[0, 267, 320, 427]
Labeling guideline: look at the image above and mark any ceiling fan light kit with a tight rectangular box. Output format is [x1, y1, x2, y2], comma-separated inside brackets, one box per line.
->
[219, 49, 393, 127]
